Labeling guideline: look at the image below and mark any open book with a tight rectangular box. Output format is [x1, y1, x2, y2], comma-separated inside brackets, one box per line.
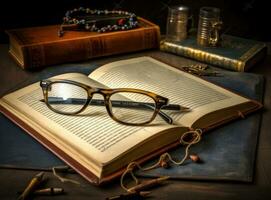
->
[0, 57, 262, 185]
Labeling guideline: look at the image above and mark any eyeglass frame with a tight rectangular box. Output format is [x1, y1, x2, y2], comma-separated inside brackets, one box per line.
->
[40, 79, 178, 126]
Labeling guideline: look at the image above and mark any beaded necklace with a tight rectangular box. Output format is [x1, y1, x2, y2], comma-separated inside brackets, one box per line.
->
[59, 7, 138, 37]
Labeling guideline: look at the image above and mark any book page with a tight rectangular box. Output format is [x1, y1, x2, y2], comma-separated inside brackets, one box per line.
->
[89, 57, 249, 127]
[0, 72, 175, 177]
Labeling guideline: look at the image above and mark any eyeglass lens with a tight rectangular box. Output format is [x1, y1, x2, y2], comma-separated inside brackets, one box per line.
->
[109, 92, 156, 124]
[47, 82, 88, 114]
[46, 82, 159, 124]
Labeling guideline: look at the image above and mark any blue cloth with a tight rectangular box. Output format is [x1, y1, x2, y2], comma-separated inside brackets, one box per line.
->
[137, 71, 264, 182]
[0, 69, 264, 182]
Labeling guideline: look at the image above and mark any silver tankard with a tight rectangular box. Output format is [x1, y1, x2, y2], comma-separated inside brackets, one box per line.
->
[166, 5, 190, 42]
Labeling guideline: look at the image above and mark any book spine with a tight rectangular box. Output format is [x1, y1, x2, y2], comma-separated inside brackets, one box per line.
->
[23, 45, 46, 68]
[160, 40, 245, 72]
[22, 28, 160, 69]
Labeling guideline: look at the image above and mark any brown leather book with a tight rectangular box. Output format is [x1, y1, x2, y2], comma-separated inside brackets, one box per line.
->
[6, 17, 160, 69]
[0, 57, 262, 185]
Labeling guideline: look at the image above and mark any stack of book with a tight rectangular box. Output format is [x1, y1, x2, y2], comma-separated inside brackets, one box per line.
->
[6, 17, 160, 69]
[160, 35, 267, 72]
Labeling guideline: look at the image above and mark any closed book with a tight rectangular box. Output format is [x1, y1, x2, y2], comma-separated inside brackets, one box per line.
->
[6, 17, 160, 69]
[160, 35, 267, 72]
[0, 57, 262, 185]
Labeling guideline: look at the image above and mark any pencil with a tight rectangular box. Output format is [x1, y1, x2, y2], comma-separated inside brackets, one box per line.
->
[128, 176, 169, 193]
[17, 172, 44, 200]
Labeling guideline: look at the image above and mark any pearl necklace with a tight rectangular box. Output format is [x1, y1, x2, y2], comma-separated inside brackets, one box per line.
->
[59, 7, 138, 37]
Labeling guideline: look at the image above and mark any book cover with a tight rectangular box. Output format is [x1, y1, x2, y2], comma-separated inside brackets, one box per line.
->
[6, 17, 160, 69]
[0, 57, 262, 185]
[160, 35, 267, 72]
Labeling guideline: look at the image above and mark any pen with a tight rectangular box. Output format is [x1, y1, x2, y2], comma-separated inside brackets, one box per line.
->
[17, 171, 44, 200]
[128, 176, 169, 193]
[106, 191, 150, 200]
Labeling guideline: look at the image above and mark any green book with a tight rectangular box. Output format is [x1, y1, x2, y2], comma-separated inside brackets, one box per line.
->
[160, 35, 267, 72]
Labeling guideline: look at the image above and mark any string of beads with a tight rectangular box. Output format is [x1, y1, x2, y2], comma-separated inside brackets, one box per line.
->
[59, 7, 138, 36]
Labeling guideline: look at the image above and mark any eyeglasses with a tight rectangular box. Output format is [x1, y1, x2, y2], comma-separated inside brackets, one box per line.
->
[40, 79, 187, 126]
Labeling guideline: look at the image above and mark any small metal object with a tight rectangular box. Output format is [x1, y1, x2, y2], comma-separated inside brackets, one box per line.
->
[34, 188, 64, 196]
[189, 64, 208, 71]
[182, 67, 203, 75]
[182, 65, 222, 77]
[166, 5, 190, 42]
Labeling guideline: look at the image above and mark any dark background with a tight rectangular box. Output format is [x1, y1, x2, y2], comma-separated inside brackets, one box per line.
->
[0, 0, 270, 43]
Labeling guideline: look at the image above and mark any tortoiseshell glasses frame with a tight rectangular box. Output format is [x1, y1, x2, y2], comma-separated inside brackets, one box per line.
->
[40, 79, 183, 126]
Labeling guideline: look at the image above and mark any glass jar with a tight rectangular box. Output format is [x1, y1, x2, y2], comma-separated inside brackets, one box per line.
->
[166, 5, 190, 42]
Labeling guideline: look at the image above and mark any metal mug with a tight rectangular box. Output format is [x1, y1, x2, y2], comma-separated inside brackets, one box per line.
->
[197, 7, 222, 47]
[166, 5, 190, 42]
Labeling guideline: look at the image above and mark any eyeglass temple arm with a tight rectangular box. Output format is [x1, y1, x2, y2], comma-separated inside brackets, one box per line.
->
[141, 104, 173, 124]
[41, 97, 189, 111]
